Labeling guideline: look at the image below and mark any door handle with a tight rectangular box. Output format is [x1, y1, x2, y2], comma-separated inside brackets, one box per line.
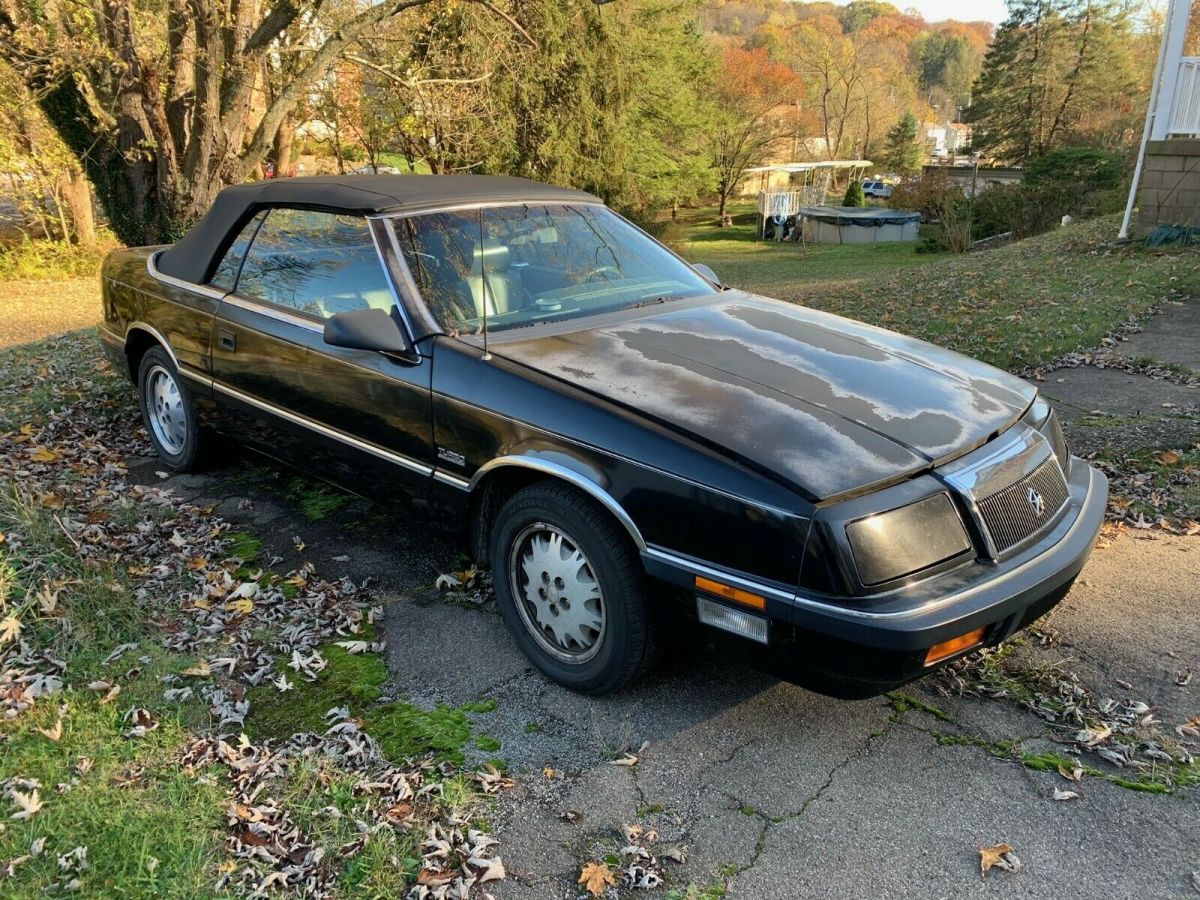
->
[218, 329, 236, 352]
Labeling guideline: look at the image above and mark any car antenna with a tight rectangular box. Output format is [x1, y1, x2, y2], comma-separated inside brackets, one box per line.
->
[477, 211, 491, 361]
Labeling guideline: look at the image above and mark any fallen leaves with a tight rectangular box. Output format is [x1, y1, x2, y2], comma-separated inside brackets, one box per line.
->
[29, 446, 59, 463]
[123, 707, 158, 739]
[37, 717, 63, 742]
[979, 843, 1022, 877]
[9, 788, 43, 820]
[0, 340, 515, 899]
[579, 861, 618, 896]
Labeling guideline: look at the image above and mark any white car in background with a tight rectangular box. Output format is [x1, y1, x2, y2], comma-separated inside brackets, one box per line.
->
[862, 180, 894, 199]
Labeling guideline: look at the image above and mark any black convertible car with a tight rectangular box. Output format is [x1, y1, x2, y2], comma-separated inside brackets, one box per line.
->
[100, 174, 1106, 697]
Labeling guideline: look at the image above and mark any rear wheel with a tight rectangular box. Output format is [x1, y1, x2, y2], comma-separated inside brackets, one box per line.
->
[137, 347, 204, 472]
[490, 481, 655, 694]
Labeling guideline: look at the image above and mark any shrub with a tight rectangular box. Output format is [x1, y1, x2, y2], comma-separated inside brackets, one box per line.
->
[1024, 147, 1122, 192]
[888, 169, 963, 222]
[0, 232, 118, 280]
[842, 180, 867, 207]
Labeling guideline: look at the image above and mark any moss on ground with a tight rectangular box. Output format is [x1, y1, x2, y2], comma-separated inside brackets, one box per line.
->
[887, 691, 955, 723]
[247, 630, 497, 767]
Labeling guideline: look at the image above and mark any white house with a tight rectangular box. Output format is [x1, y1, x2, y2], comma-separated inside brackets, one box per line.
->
[924, 121, 972, 158]
[1123, 0, 1200, 236]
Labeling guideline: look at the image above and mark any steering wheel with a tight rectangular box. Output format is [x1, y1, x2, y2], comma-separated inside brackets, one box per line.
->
[583, 265, 620, 282]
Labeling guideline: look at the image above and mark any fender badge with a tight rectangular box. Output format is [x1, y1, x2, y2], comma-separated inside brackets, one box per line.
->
[437, 447, 466, 467]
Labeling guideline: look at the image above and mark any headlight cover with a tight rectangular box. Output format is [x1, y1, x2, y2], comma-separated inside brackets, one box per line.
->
[1026, 396, 1069, 471]
[845, 493, 972, 587]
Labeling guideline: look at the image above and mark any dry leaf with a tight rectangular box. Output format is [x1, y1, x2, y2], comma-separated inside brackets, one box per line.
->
[543, 767, 556, 780]
[1052, 788, 1079, 801]
[609, 753, 639, 767]
[38, 719, 63, 742]
[1154, 450, 1182, 466]
[10, 789, 43, 820]
[29, 446, 59, 463]
[979, 843, 1021, 877]
[1074, 724, 1112, 748]
[180, 661, 211, 678]
[579, 861, 618, 896]
[469, 854, 506, 882]
[1057, 763, 1083, 783]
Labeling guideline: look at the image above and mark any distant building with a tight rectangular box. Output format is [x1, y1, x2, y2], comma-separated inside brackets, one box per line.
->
[924, 121, 973, 158]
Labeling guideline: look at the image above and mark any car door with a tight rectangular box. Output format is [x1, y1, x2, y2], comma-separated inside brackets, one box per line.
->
[208, 207, 436, 508]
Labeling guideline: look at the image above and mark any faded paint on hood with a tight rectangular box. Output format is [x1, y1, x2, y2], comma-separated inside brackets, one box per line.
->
[492, 292, 1035, 500]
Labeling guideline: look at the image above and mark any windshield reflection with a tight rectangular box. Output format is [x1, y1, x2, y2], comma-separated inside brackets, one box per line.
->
[393, 204, 716, 334]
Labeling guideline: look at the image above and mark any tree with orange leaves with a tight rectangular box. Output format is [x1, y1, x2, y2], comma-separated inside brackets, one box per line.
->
[710, 46, 805, 225]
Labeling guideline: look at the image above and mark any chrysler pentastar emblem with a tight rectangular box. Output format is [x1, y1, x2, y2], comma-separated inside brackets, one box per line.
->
[1027, 486, 1046, 517]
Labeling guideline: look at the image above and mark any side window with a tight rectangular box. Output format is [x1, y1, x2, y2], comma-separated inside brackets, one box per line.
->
[393, 211, 481, 333]
[208, 210, 267, 291]
[235, 209, 395, 319]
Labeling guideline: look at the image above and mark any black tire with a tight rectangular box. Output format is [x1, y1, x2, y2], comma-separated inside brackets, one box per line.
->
[490, 481, 656, 694]
[136, 347, 205, 472]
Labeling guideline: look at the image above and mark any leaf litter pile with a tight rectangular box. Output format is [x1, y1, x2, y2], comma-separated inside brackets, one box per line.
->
[0, 338, 510, 897]
[934, 626, 1199, 792]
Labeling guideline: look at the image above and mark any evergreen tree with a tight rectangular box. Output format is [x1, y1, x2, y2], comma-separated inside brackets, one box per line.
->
[485, 0, 717, 216]
[843, 180, 868, 207]
[882, 112, 924, 175]
[965, 0, 1138, 163]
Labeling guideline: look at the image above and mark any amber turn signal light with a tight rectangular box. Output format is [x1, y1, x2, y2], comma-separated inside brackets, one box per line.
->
[924, 627, 986, 667]
[694, 576, 766, 610]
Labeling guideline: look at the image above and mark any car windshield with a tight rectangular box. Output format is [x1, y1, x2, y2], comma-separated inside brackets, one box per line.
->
[391, 204, 718, 334]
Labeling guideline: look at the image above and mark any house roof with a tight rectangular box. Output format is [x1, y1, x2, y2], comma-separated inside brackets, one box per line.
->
[155, 174, 599, 284]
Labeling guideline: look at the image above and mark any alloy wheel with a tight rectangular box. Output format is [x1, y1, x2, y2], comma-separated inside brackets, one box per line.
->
[509, 522, 607, 664]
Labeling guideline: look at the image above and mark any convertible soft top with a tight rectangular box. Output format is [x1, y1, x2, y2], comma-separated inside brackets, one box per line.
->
[156, 174, 600, 285]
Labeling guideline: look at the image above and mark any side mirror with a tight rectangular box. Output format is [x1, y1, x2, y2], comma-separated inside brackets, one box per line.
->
[323, 307, 414, 357]
[691, 262, 720, 285]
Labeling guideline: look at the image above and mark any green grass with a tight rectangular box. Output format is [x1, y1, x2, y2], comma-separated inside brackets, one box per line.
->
[0, 334, 501, 897]
[377, 153, 434, 174]
[0, 699, 226, 897]
[0, 483, 227, 897]
[668, 204, 1200, 371]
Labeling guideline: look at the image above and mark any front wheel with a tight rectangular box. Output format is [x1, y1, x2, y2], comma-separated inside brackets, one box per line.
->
[490, 482, 656, 694]
[137, 347, 204, 472]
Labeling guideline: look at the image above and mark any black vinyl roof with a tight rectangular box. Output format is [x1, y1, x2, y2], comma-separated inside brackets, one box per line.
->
[156, 174, 600, 285]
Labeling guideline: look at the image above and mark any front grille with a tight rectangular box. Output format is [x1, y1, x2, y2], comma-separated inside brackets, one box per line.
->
[976, 459, 1069, 555]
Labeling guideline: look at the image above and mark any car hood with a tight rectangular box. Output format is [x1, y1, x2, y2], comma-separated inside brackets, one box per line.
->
[492, 292, 1035, 500]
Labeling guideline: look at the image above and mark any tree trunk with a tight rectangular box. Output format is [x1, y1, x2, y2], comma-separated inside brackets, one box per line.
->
[272, 118, 296, 177]
[60, 172, 96, 245]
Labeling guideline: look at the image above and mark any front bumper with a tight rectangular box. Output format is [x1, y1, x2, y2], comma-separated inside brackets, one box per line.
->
[645, 457, 1107, 698]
